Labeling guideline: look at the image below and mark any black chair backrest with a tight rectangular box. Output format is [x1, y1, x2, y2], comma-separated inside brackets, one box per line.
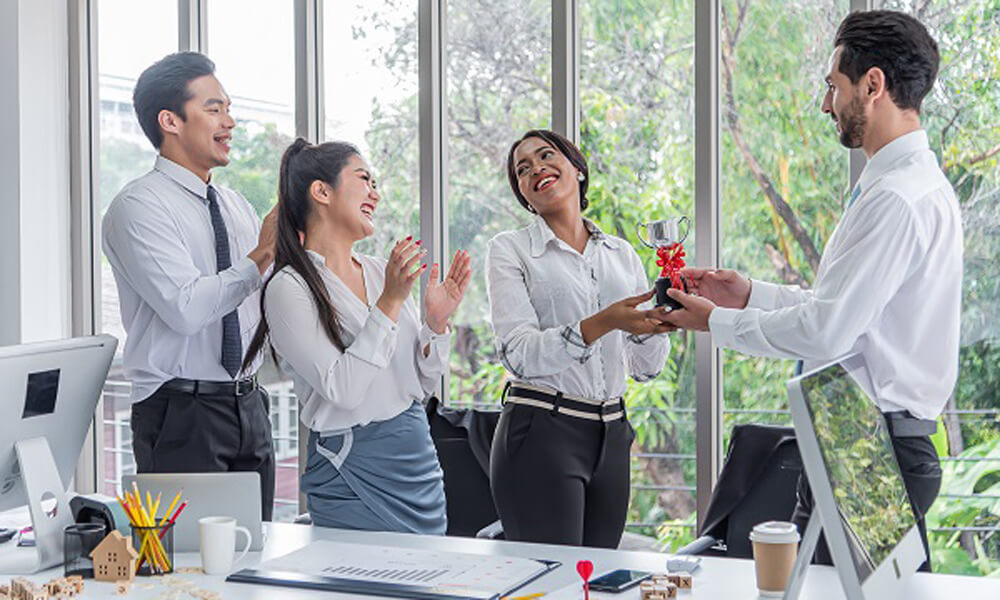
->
[425, 397, 501, 537]
[699, 424, 803, 559]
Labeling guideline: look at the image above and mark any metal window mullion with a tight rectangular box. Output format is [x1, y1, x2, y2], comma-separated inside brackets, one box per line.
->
[419, 0, 448, 401]
[694, 0, 722, 533]
[551, 0, 579, 143]
[295, 0, 322, 142]
[293, 0, 323, 515]
[179, 0, 207, 53]
[70, 0, 101, 495]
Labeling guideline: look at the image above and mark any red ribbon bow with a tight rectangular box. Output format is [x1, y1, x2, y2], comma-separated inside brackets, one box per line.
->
[656, 243, 687, 287]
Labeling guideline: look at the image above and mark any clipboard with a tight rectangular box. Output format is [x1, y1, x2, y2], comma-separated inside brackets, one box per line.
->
[226, 540, 560, 600]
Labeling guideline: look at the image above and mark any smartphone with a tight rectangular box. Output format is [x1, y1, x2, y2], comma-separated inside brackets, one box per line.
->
[588, 569, 652, 593]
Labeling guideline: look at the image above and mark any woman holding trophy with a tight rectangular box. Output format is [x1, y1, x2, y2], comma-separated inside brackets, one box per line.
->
[486, 129, 674, 548]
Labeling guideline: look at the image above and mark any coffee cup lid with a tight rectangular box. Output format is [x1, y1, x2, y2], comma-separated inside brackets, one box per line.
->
[749, 521, 801, 544]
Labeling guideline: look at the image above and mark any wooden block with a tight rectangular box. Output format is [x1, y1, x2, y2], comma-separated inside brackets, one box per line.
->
[115, 580, 131, 596]
[669, 572, 692, 589]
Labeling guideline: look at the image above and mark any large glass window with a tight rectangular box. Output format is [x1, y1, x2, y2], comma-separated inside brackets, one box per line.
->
[207, 0, 298, 521]
[445, 0, 552, 407]
[324, 1, 420, 256]
[580, 0, 696, 548]
[97, 0, 178, 498]
[719, 0, 847, 447]
[877, 0, 1000, 575]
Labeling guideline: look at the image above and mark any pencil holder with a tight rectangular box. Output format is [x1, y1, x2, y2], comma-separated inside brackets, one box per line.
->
[64, 523, 107, 578]
[131, 522, 174, 576]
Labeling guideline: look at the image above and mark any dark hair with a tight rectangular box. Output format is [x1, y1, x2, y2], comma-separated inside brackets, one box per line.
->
[242, 138, 361, 372]
[132, 52, 216, 149]
[834, 10, 939, 112]
[505, 129, 589, 213]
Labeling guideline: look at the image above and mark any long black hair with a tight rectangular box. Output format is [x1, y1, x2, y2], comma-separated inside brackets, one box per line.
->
[505, 129, 590, 213]
[242, 138, 361, 371]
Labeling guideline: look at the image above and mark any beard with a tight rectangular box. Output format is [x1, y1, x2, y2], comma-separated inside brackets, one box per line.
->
[835, 95, 867, 149]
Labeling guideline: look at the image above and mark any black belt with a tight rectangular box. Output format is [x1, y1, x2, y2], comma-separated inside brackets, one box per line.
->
[883, 410, 937, 438]
[160, 376, 258, 397]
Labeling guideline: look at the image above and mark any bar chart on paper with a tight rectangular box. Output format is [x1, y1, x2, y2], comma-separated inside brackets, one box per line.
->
[227, 540, 558, 600]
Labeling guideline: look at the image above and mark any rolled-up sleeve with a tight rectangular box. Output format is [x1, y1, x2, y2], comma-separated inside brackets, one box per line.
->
[265, 271, 398, 411]
[414, 305, 452, 394]
[486, 238, 594, 378]
[102, 193, 261, 336]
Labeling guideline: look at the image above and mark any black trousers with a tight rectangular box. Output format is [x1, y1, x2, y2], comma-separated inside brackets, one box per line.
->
[792, 433, 941, 572]
[490, 403, 634, 548]
[131, 384, 276, 521]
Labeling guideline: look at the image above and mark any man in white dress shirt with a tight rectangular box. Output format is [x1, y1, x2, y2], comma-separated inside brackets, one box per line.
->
[664, 11, 961, 569]
[102, 52, 278, 519]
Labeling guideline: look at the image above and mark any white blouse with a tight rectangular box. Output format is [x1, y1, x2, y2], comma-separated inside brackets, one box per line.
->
[486, 216, 671, 401]
[264, 250, 450, 432]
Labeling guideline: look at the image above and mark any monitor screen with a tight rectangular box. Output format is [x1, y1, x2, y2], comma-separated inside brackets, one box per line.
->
[800, 363, 916, 581]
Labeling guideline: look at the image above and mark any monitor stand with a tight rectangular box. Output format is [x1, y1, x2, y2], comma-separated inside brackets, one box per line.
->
[782, 513, 822, 600]
[0, 437, 74, 574]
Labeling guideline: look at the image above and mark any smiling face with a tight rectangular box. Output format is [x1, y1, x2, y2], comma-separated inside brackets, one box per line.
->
[511, 136, 583, 216]
[160, 74, 235, 180]
[822, 47, 868, 149]
[311, 154, 380, 241]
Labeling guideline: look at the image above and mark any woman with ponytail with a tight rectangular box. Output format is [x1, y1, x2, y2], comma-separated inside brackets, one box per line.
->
[242, 138, 472, 534]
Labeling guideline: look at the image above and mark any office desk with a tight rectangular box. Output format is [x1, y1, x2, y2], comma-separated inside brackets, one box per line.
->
[19, 522, 1000, 598]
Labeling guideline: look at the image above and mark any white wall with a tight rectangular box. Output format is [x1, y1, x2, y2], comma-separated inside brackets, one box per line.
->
[0, 0, 72, 346]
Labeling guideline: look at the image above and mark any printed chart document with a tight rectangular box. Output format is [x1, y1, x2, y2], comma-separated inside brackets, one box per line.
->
[227, 540, 560, 600]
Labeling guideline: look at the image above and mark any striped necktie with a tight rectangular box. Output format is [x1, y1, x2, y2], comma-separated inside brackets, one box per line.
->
[207, 185, 243, 378]
[846, 184, 862, 210]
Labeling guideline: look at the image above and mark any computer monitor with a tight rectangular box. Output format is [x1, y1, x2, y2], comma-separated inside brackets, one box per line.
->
[786, 353, 925, 600]
[0, 335, 117, 573]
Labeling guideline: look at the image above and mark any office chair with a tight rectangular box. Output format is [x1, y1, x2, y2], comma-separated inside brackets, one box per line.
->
[677, 424, 802, 559]
[425, 396, 504, 538]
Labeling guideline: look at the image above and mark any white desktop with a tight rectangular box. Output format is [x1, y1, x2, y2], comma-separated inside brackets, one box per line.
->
[0, 335, 117, 573]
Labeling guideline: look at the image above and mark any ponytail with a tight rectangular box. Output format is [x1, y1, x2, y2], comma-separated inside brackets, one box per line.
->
[242, 138, 362, 372]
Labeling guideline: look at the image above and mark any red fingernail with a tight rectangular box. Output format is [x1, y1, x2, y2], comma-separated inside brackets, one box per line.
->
[406, 235, 412, 241]
[422, 263, 428, 269]
[416, 240, 422, 245]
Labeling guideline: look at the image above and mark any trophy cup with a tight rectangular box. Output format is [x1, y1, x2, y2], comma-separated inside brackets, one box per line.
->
[637, 216, 690, 310]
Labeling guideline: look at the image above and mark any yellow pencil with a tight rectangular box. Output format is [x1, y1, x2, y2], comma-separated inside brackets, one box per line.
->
[158, 491, 182, 527]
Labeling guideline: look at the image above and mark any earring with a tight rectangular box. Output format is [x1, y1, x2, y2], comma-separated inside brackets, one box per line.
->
[577, 172, 586, 182]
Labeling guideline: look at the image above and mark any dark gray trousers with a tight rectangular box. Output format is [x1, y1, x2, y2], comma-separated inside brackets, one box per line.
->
[130, 384, 275, 521]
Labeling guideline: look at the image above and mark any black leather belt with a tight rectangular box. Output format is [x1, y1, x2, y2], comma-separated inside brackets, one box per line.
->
[160, 376, 258, 397]
[883, 410, 937, 437]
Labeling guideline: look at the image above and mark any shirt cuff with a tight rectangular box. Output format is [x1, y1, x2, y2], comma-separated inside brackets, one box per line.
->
[419, 323, 451, 359]
[708, 307, 741, 349]
[561, 322, 595, 364]
[232, 256, 263, 291]
[347, 306, 399, 368]
[747, 279, 780, 310]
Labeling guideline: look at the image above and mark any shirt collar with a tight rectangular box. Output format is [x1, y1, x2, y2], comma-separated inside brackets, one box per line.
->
[154, 155, 211, 200]
[528, 215, 619, 257]
[857, 129, 930, 194]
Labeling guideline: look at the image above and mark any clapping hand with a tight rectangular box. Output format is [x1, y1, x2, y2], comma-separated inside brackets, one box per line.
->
[424, 250, 473, 334]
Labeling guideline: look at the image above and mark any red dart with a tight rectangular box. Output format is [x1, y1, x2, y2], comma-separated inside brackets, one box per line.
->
[577, 560, 594, 600]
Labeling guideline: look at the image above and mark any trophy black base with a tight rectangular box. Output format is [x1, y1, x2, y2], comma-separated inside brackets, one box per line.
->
[655, 277, 685, 310]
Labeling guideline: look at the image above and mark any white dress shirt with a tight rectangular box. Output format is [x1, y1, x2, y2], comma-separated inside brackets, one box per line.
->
[102, 156, 264, 402]
[710, 130, 963, 419]
[264, 251, 450, 432]
[487, 217, 671, 401]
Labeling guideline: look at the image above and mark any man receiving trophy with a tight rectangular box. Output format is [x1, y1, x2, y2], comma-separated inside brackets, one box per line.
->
[637, 216, 689, 310]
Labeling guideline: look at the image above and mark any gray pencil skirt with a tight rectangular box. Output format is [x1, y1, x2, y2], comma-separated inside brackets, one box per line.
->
[301, 401, 447, 535]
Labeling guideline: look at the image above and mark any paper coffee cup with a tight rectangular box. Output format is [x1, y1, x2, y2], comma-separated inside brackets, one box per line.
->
[749, 521, 801, 597]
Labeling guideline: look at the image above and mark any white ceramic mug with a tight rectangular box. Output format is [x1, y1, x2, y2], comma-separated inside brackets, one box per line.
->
[199, 516, 252, 575]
